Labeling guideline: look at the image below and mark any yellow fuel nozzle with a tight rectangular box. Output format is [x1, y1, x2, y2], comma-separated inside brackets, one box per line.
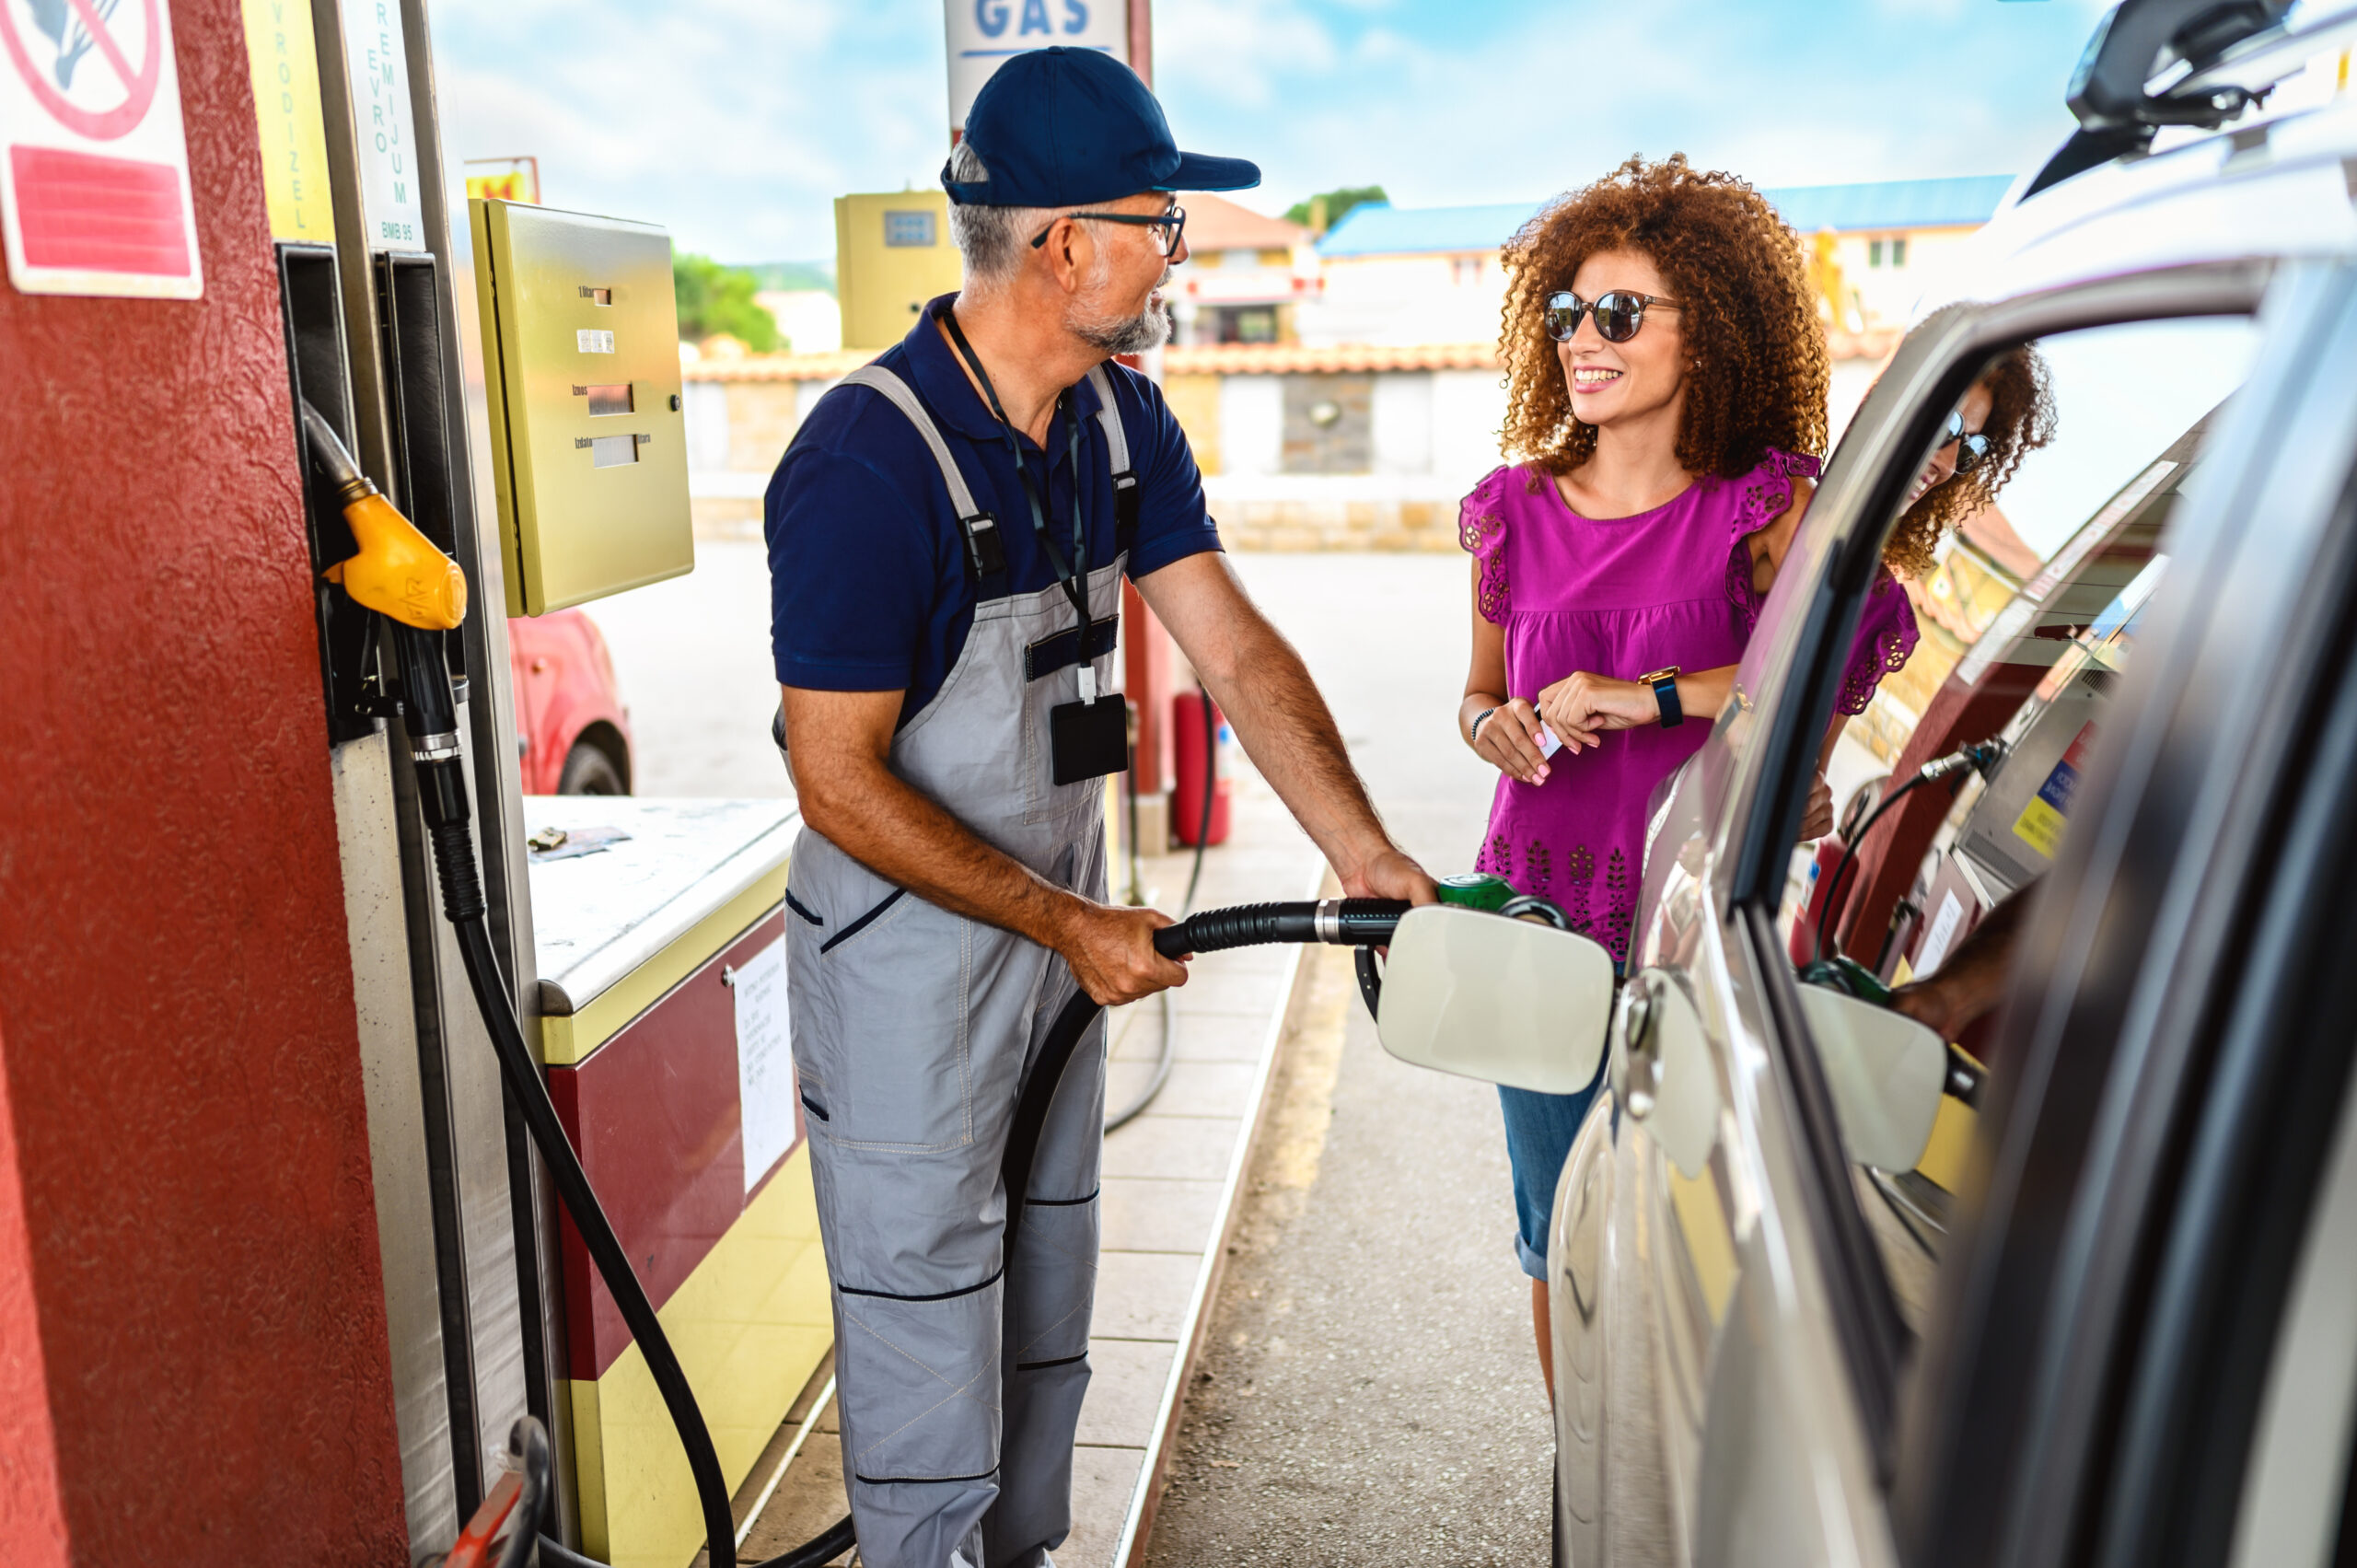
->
[298, 401, 469, 632]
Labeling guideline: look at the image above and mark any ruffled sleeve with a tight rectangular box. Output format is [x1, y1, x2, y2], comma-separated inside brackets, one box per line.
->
[1837, 571, 1920, 715]
[1458, 464, 1515, 624]
[1724, 447, 1824, 633]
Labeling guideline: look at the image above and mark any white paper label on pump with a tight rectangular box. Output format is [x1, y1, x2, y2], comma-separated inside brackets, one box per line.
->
[733, 935, 797, 1193]
[1915, 889, 1967, 978]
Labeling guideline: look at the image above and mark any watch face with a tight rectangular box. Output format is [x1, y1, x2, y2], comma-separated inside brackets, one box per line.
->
[1641, 666, 1679, 686]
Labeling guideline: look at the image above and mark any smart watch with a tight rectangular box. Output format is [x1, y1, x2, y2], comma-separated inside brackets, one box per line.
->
[1640, 666, 1683, 728]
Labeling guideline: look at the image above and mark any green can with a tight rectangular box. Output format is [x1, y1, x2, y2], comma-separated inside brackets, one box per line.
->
[1434, 872, 1514, 912]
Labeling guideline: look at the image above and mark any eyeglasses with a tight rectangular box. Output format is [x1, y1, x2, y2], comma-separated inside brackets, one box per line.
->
[1938, 408, 1992, 475]
[1030, 205, 1187, 256]
[1544, 289, 1681, 343]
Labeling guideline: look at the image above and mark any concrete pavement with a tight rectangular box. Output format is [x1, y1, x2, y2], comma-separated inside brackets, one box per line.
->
[1135, 553, 1552, 1565]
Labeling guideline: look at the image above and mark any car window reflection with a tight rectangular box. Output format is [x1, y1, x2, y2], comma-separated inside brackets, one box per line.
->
[1772, 316, 2258, 1318]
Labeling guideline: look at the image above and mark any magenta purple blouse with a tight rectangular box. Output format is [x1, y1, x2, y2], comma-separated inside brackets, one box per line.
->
[1460, 452, 1917, 962]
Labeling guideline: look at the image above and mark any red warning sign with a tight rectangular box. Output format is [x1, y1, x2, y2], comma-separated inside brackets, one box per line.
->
[0, 0, 202, 298]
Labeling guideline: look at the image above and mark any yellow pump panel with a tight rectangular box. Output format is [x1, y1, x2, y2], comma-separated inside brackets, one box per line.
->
[471, 199, 694, 616]
[836, 191, 964, 351]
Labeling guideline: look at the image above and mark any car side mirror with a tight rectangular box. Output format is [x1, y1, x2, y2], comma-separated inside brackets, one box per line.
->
[1376, 905, 1616, 1094]
[1797, 986, 1947, 1172]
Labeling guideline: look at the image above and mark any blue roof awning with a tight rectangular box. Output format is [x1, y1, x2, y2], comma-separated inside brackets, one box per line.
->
[1316, 175, 2015, 258]
[1765, 175, 2015, 234]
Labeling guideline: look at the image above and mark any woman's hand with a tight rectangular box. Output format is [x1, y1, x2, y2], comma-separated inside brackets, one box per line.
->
[1537, 672, 1659, 752]
[1471, 697, 1551, 784]
[1800, 771, 1833, 841]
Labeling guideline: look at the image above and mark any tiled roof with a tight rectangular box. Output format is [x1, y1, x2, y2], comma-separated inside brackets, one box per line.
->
[1767, 176, 2015, 234]
[1182, 192, 1311, 252]
[1317, 175, 2016, 257]
[1163, 342, 1500, 375]
[1960, 505, 2038, 580]
[1317, 201, 1543, 258]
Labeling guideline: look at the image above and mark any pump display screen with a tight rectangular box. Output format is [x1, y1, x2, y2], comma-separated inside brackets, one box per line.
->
[588, 435, 640, 468]
[575, 383, 634, 416]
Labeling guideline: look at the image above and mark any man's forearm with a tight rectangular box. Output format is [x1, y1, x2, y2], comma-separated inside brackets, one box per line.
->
[803, 756, 1084, 950]
[1193, 614, 1391, 882]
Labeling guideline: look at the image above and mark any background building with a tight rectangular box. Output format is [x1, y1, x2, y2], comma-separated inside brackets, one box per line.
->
[684, 174, 2018, 549]
[1165, 194, 1321, 346]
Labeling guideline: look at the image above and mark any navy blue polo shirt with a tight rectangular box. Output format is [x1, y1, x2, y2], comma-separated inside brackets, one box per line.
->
[765, 296, 1222, 723]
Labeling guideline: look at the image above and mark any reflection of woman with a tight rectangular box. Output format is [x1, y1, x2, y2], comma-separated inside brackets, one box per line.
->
[1455, 155, 1918, 1394]
[1886, 343, 2057, 580]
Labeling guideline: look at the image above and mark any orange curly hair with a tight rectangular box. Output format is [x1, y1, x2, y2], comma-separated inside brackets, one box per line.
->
[1881, 343, 2058, 578]
[1499, 154, 1829, 482]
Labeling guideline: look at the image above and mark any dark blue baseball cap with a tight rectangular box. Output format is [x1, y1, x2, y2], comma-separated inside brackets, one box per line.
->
[943, 47, 1260, 208]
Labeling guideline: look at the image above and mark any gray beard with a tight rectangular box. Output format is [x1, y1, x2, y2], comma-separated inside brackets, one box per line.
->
[1071, 296, 1170, 354]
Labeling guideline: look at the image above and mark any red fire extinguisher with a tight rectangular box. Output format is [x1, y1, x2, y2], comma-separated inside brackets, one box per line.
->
[1172, 688, 1231, 848]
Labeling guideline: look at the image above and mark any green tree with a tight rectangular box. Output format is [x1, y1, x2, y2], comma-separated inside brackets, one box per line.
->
[1283, 185, 1387, 235]
[673, 252, 781, 351]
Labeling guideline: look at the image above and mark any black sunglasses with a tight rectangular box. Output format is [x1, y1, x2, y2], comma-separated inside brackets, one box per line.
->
[1030, 205, 1187, 256]
[1544, 289, 1680, 343]
[1938, 408, 1992, 475]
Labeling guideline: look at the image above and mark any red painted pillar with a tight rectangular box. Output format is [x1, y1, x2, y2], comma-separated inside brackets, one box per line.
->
[0, 1021, 68, 1568]
[0, 0, 410, 1561]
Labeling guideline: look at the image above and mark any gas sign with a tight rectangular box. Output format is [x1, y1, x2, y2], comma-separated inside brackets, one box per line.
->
[0, 0, 203, 298]
[945, 0, 1128, 137]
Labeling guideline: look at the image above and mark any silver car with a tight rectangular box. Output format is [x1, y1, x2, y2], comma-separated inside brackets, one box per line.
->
[1377, 6, 2357, 1564]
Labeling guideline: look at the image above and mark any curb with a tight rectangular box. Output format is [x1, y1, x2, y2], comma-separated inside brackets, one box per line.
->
[1111, 860, 1340, 1568]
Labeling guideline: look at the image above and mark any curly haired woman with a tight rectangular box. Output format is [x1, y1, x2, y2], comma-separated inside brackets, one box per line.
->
[1454, 155, 1922, 1392]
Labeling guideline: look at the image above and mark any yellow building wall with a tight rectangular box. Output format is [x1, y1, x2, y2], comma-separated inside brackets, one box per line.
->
[1164, 372, 1222, 476]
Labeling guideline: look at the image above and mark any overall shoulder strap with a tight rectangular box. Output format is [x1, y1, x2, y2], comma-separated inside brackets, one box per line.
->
[833, 366, 1006, 589]
[1084, 364, 1139, 556]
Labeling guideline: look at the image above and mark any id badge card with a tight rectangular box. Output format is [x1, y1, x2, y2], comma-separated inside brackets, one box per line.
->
[1050, 689, 1129, 784]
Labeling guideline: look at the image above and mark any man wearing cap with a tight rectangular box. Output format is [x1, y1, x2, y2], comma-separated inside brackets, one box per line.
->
[765, 47, 1433, 1568]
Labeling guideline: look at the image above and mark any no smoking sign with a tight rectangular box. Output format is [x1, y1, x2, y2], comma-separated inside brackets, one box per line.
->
[0, 0, 203, 298]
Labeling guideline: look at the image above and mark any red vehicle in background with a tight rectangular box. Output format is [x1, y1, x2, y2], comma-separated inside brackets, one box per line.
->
[507, 609, 633, 795]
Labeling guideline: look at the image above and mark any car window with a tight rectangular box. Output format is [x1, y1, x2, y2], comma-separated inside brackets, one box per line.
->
[1770, 316, 2261, 1326]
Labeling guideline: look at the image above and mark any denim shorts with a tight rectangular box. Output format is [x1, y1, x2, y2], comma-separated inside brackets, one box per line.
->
[1499, 1063, 1606, 1281]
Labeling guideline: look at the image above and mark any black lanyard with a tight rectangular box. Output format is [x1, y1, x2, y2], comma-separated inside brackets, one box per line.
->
[939, 308, 1093, 652]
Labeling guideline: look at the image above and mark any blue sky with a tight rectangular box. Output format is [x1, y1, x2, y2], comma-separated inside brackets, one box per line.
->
[428, 0, 2110, 265]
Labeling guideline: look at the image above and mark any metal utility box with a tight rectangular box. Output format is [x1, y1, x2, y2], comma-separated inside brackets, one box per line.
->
[527, 797, 829, 1568]
[836, 191, 963, 350]
[472, 199, 693, 616]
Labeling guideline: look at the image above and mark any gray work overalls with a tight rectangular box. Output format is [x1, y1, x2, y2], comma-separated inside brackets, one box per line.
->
[781, 363, 1137, 1568]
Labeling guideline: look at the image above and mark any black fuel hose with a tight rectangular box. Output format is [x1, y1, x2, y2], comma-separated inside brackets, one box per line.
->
[419, 775, 741, 1568]
[498, 1417, 550, 1568]
[1153, 898, 1410, 958]
[1813, 742, 2003, 966]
